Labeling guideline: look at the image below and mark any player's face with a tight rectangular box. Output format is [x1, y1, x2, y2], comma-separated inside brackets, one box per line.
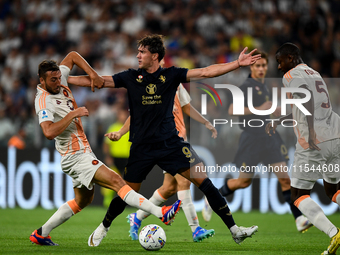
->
[40, 70, 62, 95]
[136, 46, 157, 69]
[250, 58, 268, 81]
[276, 53, 294, 74]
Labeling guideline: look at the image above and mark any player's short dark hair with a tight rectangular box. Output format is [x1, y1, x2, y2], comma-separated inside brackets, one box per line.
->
[138, 34, 165, 61]
[276, 43, 300, 58]
[38, 60, 59, 79]
[253, 50, 268, 64]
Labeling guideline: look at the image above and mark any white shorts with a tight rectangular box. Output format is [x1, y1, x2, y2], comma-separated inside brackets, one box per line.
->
[61, 152, 103, 190]
[291, 138, 340, 189]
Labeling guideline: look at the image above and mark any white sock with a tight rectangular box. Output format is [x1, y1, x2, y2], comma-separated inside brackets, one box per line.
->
[123, 190, 163, 218]
[297, 196, 337, 238]
[230, 225, 239, 235]
[41, 202, 74, 237]
[177, 189, 199, 232]
[136, 189, 167, 220]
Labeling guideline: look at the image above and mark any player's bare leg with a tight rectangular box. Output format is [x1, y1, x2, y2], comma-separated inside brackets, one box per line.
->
[217, 171, 254, 200]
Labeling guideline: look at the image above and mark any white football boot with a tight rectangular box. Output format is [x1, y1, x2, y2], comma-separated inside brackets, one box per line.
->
[295, 215, 313, 233]
[232, 225, 258, 244]
[88, 223, 110, 247]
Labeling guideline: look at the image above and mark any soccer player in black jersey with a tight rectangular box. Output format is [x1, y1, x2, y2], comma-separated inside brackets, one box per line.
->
[69, 34, 261, 247]
[202, 51, 313, 233]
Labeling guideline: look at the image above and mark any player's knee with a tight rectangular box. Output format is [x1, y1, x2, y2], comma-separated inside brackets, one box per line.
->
[177, 179, 191, 191]
[161, 183, 177, 197]
[278, 178, 291, 188]
[108, 175, 126, 192]
[278, 177, 290, 184]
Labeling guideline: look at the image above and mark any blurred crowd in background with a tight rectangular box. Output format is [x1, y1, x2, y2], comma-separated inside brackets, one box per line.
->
[1, 0, 340, 151]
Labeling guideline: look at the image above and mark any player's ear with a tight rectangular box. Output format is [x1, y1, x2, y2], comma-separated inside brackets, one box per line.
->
[39, 76, 44, 85]
[152, 53, 159, 61]
[288, 54, 294, 63]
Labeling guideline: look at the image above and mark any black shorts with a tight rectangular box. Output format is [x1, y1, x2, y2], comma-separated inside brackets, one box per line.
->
[124, 134, 202, 183]
[234, 131, 289, 169]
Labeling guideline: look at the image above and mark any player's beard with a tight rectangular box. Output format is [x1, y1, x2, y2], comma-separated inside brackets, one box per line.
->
[45, 81, 60, 95]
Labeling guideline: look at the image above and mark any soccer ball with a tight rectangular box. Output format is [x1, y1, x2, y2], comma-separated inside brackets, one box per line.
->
[139, 224, 166, 251]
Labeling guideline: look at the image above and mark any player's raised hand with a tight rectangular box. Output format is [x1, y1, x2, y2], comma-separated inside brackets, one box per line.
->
[105, 132, 122, 141]
[308, 129, 321, 151]
[90, 73, 105, 92]
[238, 47, 261, 67]
[265, 121, 278, 136]
[74, 106, 89, 117]
[205, 121, 217, 139]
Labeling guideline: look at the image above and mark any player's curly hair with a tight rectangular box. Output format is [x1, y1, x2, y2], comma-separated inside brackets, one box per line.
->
[38, 60, 59, 79]
[138, 34, 165, 61]
[252, 50, 268, 64]
[276, 43, 300, 58]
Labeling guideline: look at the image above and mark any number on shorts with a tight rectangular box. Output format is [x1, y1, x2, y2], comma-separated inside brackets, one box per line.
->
[182, 147, 192, 158]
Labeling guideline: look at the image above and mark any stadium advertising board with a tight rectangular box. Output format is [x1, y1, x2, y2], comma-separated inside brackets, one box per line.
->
[0, 146, 337, 215]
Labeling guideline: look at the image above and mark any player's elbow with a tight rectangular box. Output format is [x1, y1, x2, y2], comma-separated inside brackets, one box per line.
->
[45, 134, 55, 140]
[67, 51, 79, 58]
[44, 131, 56, 140]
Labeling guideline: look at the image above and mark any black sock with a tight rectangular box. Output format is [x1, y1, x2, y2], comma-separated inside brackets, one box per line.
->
[37, 227, 42, 235]
[199, 178, 236, 229]
[102, 196, 127, 228]
[219, 178, 234, 197]
[282, 189, 302, 219]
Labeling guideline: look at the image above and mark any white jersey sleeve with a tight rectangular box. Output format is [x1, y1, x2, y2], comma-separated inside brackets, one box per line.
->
[177, 83, 191, 107]
[35, 87, 56, 124]
[59, 65, 71, 87]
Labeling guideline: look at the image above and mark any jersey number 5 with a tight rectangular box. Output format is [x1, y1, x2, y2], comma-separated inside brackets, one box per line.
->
[315, 80, 330, 109]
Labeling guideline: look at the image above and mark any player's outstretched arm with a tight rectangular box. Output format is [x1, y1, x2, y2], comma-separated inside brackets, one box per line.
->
[105, 116, 131, 141]
[186, 47, 261, 81]
[40, 107, 89, 140]
[182, 103, 217, 138]
[68, 75, 115, 89]
[60, 51, 104, 92]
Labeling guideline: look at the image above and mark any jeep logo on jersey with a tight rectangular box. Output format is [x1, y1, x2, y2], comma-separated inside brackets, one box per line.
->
[63, 89, 69, 97]
[146, 84, 157, 95]
[56, 100, 61, 105]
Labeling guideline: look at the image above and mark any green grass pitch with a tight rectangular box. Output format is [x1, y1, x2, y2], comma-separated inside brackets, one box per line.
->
[1, 206, 339, 254]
